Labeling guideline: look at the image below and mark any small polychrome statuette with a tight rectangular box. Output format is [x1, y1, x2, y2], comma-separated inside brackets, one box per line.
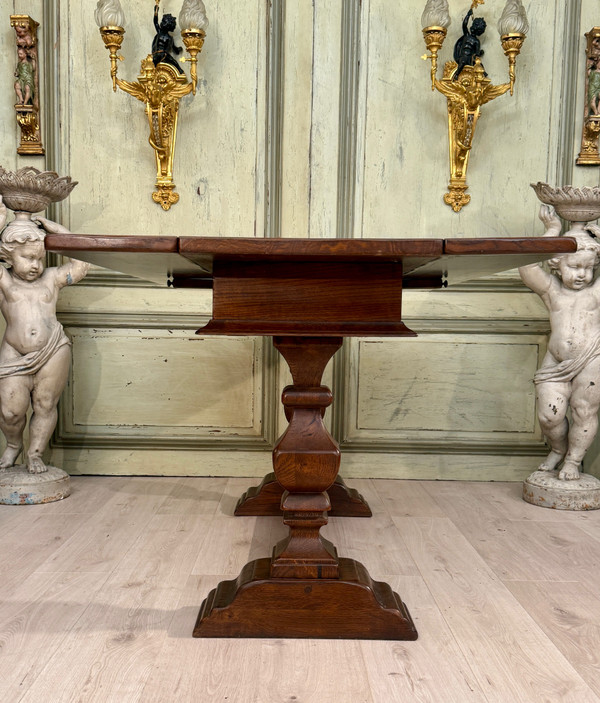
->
[10, 15, 44, 156]
[577, 28, 600, 166]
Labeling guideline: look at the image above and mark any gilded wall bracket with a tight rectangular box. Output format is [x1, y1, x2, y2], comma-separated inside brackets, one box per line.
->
[421, 0, 528, 212]
[95, 0, 208, 210]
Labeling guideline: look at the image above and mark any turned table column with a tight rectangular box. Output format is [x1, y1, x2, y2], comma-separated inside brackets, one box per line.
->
[193, 333, 417, 639]
[269, 336, 342, 578]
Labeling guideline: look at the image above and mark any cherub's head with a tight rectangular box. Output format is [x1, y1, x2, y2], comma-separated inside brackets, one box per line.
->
[0, 227, 45, 282]
[549, 231, 600, 290]
[160, 13, 177, 33]
[471, 18, 486, 36]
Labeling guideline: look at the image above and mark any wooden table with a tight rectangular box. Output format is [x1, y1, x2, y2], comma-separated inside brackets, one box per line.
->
[46, 234, 575, 639]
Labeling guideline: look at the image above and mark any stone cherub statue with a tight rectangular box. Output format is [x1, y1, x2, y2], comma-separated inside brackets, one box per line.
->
[519, 205, 600, 481]
[0, 196, 89, 474]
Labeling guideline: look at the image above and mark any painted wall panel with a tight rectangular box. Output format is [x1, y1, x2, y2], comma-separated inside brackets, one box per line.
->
[70, 331, 260, 431]
[354, 338, 538, 434]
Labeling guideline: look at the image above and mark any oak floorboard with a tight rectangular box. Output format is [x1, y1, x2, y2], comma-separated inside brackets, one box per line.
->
[396, 516, 600, 703]
[372, 479, 447, 518]
[144, 574, 376, 703]
[17, 514, 209, 703]
[25, 475, 132, 515]
[219, 477, 266, 515]
[3, 477, 600, 702]
[360, 576, 488, 703]
[35, 478, 171, 574]
[426, 479, 600, 524]
[0, 571, 110, 700]
[344, 478, 387, 514]
[423, 482, 600, 583]
[0, 475, 118, 531]
[252, 637, 373, 703]
[156, 476, 228, 516]
[190, 513, 260, 576]
[0, 513, 90, 599]
[506, 580, 600, 699]
[143, 574, 274, 703]
[322, 514, 420, 578]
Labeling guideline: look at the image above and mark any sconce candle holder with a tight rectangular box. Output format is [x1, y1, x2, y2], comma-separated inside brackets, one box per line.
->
[95, 0, 208, 210]
[421, 0, 528, 212]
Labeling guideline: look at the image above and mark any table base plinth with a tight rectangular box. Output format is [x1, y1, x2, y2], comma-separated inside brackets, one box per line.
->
[193, 557, 417, 640]
[234, 472, 372, 517]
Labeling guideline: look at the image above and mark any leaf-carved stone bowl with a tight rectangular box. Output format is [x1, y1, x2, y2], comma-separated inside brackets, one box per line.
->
[0, 166, 77, 213]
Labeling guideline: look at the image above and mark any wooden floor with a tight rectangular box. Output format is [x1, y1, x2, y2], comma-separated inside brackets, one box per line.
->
[1, 477, 600, 702]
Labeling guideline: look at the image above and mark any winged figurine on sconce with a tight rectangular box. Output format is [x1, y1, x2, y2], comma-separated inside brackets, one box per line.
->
[421, 0, 529, 212]
[94, 0, 209, 211]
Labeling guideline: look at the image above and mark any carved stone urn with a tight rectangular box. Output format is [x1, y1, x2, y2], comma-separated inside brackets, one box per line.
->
[531, 182, 600, 235]
[0, 166, 77, 240]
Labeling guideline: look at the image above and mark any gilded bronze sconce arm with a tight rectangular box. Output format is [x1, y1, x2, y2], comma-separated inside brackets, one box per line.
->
[421, 0, 528, 212]
[95, 0, 208, 211]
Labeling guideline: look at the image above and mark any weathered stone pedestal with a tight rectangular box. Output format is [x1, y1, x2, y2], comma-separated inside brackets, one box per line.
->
[0, 465, 70, 505]
[523, 470, 600, 511]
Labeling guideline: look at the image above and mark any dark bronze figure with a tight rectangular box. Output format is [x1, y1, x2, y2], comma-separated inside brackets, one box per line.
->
[152, 4, 184, 74]
[453, 9, 486, 80]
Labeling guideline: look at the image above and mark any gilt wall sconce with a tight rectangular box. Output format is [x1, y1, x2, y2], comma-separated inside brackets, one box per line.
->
[576, 28, 600, 166]
[94, 0, 208, 210]
[10, 15, 44, 155]
[421, 0, 528, 212]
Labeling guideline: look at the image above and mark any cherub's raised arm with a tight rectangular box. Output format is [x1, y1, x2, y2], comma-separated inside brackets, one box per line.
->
[539, 204, 562, 237]
[518, 203, 563, 295]
[54, 258, 90, 289]
[518, 262, 553, 296]
[32, 215, 71, 235]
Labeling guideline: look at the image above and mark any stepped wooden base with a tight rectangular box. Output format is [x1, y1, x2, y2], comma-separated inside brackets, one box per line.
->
[193, 556, 417, 639]
[234, 472, 372, 517]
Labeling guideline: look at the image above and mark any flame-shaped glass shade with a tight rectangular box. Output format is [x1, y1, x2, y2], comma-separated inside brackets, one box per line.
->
[421, 0, 451, 30]
[498, 0, 529, 36]
[179, 0, 209, 32]
[94, 0, 125, 28]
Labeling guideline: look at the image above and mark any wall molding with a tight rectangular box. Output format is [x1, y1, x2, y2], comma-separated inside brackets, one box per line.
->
[554, 0, 582, 186]
[264, 0, 285, 240]
[339, 438, 549, 456]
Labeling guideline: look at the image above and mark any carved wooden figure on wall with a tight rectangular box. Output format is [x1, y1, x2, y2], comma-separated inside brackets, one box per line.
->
[10, 15, 44, 156]
[577, 28, 600, 166]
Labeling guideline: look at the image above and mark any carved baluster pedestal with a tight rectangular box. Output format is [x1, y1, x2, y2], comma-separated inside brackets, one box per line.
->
[193, 335, 417, 639]
[235, 337, 372, 517]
